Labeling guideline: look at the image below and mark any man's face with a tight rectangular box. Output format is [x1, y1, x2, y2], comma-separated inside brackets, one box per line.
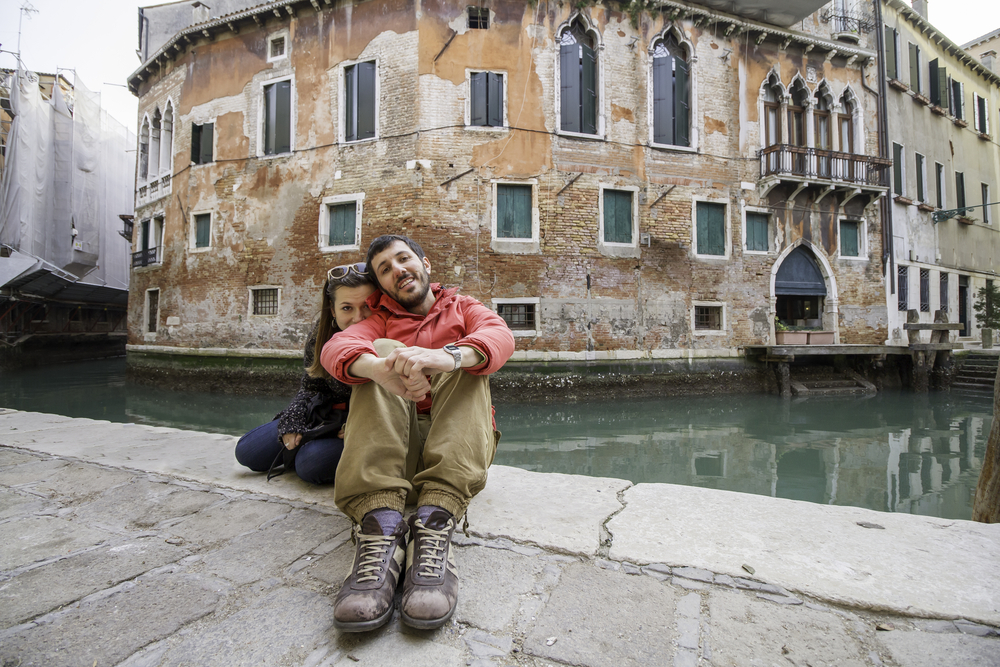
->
[370, 240, 432, 311]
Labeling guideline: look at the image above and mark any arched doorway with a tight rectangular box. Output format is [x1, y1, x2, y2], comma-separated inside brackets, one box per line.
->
[775, 245, 827, 329]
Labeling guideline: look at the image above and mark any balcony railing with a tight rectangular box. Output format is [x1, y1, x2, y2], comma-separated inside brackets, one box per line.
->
[759, 145, 891, 188]
[131, 246, 161, 268]
[820, 7, 875, 34]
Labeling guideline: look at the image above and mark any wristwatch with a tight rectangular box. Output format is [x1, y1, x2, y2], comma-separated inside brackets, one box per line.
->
[443, 344, 462, 372]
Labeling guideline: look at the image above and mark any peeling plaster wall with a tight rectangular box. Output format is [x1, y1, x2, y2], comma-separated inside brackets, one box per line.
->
[128, 0, 889, 357]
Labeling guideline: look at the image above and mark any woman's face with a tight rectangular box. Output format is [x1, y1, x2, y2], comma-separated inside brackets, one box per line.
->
[332, 284, 376, 330]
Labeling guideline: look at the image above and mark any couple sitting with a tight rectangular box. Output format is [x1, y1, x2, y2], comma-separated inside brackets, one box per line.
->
[236, 234, 515, 632]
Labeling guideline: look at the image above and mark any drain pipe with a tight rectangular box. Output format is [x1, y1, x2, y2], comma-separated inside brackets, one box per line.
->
[872, 0, 895, 296]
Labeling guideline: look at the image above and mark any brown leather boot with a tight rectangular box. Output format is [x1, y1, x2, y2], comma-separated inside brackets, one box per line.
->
[332, 514, 408, 632]
[400, 509, 459, 629]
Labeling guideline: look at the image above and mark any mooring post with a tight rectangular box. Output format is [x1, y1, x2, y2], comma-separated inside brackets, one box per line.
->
[908, 309, 929, 393]
[776, 361, 791, 398]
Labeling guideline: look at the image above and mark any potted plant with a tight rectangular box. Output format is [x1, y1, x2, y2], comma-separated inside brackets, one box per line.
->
[973, 282, 1000, 349]
[775, 317, 808, 345]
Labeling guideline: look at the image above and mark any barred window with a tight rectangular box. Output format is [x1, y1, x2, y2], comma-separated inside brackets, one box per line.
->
[940, 272, 949, 313]
[252, 288, 279, 316]
[694, 305, 722, 330]
[146, 289, 159, 333]
[498, 303, 535, 330]
[898, 265, 908, 311]
[920, 269, 930, 312]
[468, 6, 489, 29]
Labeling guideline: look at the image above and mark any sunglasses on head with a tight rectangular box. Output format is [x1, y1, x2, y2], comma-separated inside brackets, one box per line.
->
[327, 262, 367, 280]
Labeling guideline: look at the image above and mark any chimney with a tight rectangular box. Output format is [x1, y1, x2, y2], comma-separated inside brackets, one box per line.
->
[911, 0, 928, 19]
[982, 50, 998, 73]
[192, 1, 210, 25]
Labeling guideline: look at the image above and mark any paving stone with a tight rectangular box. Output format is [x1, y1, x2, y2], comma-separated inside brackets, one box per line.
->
[641, 566, 670, 581]
[877, 630, 1000, 666]
[0, 488, 49, 520]
[622, 562, 642, 575]
[0, 572, 221, 667]
[954, 619, 999, 637]
[757, 592, 803, 605]
[333, 627, 466, 666]
[147, 586, 334, 666]
[0, 458, 68, 488]
[672, 577, 707, 590]
[163, 498, 290, 546]
[713, 574, 736, 587]
[523, 561, 677, 667]
[674, 649, 699, 667]
[0, 448, 42, 468]
[914, 619, 960, 633]
[0, 515, 112, 571]
[304, 540, 356, 587]
[673, 566, 714, 583]
[677, 617, 700, 650]
[595, 558, 620, 571]
[22, 463, 136, 503]
[0, 536, 187, 627]
[194, 508, 349, 585]
[70, 478, 221, 531]
[707, 589, 869, 667]
[456, 544, 545, 632]
[677, 592, 701, 618]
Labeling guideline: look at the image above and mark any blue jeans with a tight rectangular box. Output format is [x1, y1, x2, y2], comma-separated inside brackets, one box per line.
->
[235, 419, 344, 485]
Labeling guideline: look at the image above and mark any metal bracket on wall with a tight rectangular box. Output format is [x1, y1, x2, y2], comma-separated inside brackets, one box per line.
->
[439, 168, 474, 188]
[557, 173, 583, 195]
[649, 185, 676, 208]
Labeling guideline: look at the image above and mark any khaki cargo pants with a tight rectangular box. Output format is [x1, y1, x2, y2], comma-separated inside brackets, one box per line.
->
[333, 339, 499, 523]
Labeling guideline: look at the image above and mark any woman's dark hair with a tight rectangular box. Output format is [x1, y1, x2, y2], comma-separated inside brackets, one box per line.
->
[364, 235, 426, 283]
[306, 266, 374, 378]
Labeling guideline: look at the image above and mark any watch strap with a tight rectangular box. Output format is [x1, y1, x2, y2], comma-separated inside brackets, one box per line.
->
[443, 344, 462, 372]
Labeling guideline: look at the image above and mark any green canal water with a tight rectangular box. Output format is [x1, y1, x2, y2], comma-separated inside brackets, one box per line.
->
[1, 358, 993, 521]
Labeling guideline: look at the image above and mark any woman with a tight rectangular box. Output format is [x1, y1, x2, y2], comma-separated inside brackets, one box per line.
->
[235, 262, 375, 484]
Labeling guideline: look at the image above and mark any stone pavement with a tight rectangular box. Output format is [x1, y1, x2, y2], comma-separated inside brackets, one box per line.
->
[1, 408, 999, 667]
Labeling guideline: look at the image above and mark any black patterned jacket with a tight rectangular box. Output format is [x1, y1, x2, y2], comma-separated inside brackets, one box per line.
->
[276, 322, 353, 436]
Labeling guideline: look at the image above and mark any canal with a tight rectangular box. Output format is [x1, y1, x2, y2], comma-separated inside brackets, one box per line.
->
[1, 358, 992, 521]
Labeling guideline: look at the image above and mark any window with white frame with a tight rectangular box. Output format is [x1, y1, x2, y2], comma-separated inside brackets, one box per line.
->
[694, 200, 727, 258]
[191, 122, 214, 164]
[839, 219, 862, 258]
[915, 152, 926, 203]
[190, 211, 212, 250]
[262, 77, 292, 155]
[159, 101, 173, 176]
[493, 297, 539, 336]
[558, 18, 599, 136]
[884, 26, 900, 80]
[145, 288, 160, 333]
[950, 78, 964, 119]
[268, 31, 289, 62]
[492, 180, 538, 253]
[343, 60, 377, 143]
[935, 162, 945, 209]
[974, 94, 990, 135]
[908, 42, 921, 93]
[650, 31, 690, 147]
[601, 188, 635, 245]
[692, 302, 725, 334]
[468, 71, 505, 128]
[467, 6, 489, 29]
[250, 286, 280, 316]
[744, 209, 770, 253]
[892, 142, 904, 196]
[319, 193, 363, 251]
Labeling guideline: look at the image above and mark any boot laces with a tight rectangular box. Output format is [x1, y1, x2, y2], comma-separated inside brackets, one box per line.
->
[354, 530, 394, 583]
[414, 519, 451, 577]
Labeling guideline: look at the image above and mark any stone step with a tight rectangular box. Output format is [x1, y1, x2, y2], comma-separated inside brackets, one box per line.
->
[799, 380, 860, 389]
[951, 382, 995, 392]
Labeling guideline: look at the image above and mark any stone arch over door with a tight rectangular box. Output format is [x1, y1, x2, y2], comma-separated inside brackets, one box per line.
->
[770, 240, 839, 342]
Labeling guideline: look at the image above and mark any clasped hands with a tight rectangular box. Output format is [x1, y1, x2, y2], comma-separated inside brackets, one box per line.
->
[370, 345, 456, 402]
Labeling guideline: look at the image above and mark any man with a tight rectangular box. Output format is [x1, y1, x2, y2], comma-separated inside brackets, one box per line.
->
[320, 234, 515, 632]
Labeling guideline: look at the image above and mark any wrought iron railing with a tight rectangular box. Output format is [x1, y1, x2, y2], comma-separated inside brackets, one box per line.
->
[820, 6, 876, 34]
[759, 145, 891, 188]
[131, 246, 160, 268]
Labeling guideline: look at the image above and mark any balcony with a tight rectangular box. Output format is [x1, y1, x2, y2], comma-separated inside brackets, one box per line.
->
[118, 215, 134, 242]
[820, 6, 876, 42]
[758, 145, 891, 204]
[131, 246, 161, 269]
[135, 173, 172, 209]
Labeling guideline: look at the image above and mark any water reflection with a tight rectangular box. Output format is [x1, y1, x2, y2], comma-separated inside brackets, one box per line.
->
[0, 358, 992, 520]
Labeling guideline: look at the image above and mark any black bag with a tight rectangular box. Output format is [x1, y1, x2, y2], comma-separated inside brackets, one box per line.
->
[267, 396, 347, 481]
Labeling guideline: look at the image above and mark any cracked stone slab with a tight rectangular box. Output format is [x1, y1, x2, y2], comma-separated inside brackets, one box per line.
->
[0, 515, 112, 571]
[69, 478, 221, 531]
[333, 627, 466, 666]
[608, 483, 1000, 624]
[454, 543, 546, 632]
[468, 465, 630, 556]
[163, 498, 292, 547]
[523, 561, 677, 666]
[877, 630, 1000, 666]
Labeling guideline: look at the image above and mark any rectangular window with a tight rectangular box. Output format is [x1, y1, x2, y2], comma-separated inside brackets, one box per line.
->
[940, 272, 949, 313]
[146, 289, 159, 333]
[560, 40, 598, 135]
[898, 265, 908, 311]
[950, 79, 964, 119]
[345, 61, 376, 142]
[840, 220, 860, 257]
[892, 142, 904, 196]
[467, 6, 489, 29]
[327, 203, 357, 246]
[602, 189, 633, 244]
[929, 58, 948, 108]
[194, 213, 211, 248]
[885, 26, 899, 80]
[974, 94, 989, 134]
[956, 172, 966, 209]
[908, 42, 921, 92]
[652, 46, 690, 147]
[269, 36, 286, 60]
[745, 212, 769, 252]
[263, 80, 291, 155]
[470, 71, 504, 127]
[191, 122, 214, 164]
[915, 153, 926, 202]
[498, 303, 535, 330]
[920, 268, 930, 312]
[983, 183, 991, 224]
[251, 288, 279, 316]
[935, 162, 945, 209]
[694, 305, 722, 331]
[496, 184, 532, 239]
[696, 202, 726, 256]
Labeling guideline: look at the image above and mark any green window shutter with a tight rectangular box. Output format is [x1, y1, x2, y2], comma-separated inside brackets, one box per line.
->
[840, 221, 859, 257]
[264, 84, 275, 154]
[470, 72, 486, 126]
[697, 202, 725, 256]
[200, 123, 213, 164]
[885, 26, 897, 79]
[357, 61, 376, 140]
[487, 72, 504, 127]
[275, 80, 291, 153]
[497, 184, 532, 239]
[195, 214, 210, 248]
[652, 55, 672, 144]
[937, 66, 949, 110]
[916, 153, 925, 202]
[191, 124, 201, 163]
[674, 57, 689, 147]
[908, 43, 919, 91]
[929, 59, 940, 105]
[141, 220, 150, 252]
[603, 190, 632, 244]
[746, 213, 768, 252]
[581, 44, 597, 135]
[893, 143, 903, 195]
[956, 172, 966, 208]
[559, 44, 580, 133]
[329, 203, 356, 246]
[345, 65, 357, 141]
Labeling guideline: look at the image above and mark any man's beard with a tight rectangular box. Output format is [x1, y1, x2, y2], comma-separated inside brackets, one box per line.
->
[389, 270, 431, 308]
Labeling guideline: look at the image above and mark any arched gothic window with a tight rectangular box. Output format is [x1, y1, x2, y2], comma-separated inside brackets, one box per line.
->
[149, 108, 162, 179]
[159, 102, 173, 176]
[139, 117, 150, 181]
[559, 19, 598, 135]
[651, 33, 690, 147]
[839, 90, 856, 154]
[762, 74, 782, 148]
[788, 80, 809, 147]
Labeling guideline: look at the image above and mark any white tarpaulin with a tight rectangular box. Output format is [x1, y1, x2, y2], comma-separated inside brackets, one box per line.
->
[0, 68, 135, 292]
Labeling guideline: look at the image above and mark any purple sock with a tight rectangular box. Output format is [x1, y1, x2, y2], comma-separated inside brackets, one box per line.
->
[415, 505, 449, 524]
[367, 508, 403, 536]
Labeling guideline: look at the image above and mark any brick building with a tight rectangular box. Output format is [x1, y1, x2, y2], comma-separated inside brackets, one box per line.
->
[126, 0, 891, 369]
